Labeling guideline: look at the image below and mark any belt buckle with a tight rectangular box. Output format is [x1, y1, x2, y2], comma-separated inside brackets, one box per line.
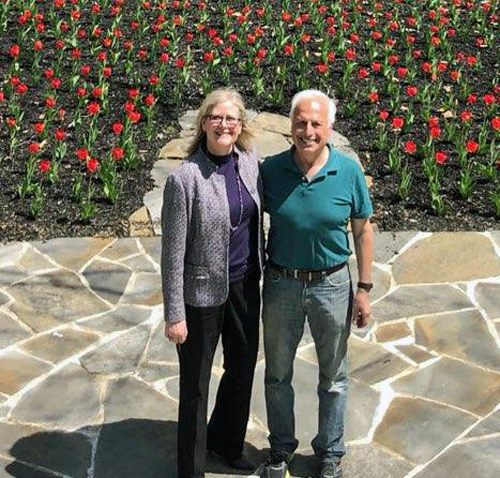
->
[308, 271, 312, 281]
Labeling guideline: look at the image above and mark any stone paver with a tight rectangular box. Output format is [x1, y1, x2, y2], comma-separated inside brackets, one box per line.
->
[347, 336, 412, 384]
[391, 357, 500, 416]
[7, 270, 110, 333]
[121, 254, 158, 273]
[0, 265, 28, 286]
[19, 326, 99, 364]
[78, 304, 152, 333]
[342, 444, 413, 478]
[98, 238, 140, 261]
[395, 344, 435, 364]
[0, 349, 52, 395]
[0, 311, 31, 348]
[121, 272, 162, 306]
[0, 178, 499, 477]
[10, 363, 101, 430]
[82, 259, 132, 304]
[474, 282, 500, 319]
[414, 436, 500, 478]
[0, 242, 24, 265]
[466, 409, 500, 437]
[32, 237, 113, 271]
[18, 247, 56, 273]
[415, 310, 500, 372]
[80, 324, 150, 374]
[375, 322, 412, 343]
[392, 232, 500, 284]
[374, 397, 476, 464]
[372, 231, 418, 264]
[372, 284, 473, 322]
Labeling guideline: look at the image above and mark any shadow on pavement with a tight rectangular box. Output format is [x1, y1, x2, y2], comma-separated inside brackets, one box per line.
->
[7, 419, 177, 478]
[6, 419, 314, 478]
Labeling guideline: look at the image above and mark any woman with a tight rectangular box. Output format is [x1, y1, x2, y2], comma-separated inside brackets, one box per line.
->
[161, 89, 263, 478]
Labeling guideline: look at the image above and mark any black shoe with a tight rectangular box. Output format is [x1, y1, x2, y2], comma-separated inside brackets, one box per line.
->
[226, 455, 256, 471]
[260, 450, 292, 478]
[208, 449, 255, 471]
[318, 460, 342, 478]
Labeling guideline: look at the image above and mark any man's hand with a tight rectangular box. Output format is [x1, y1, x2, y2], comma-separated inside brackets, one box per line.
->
[352, 290, 371, 328]
[165, 320, 188, 344]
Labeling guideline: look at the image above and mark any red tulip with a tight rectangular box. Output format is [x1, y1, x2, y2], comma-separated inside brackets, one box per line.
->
[392, 117, 404, 130]
[404, 141, 417, 154]
[491, 117, 500, 131]
[9, 44, 20, 58]
[76, 148, 89, 161]
[28, 143, 41, 154]
[39, 160, 51, 172]
[55, 129, 66, 141]
[17, 83, 28, 95]
[316, 64, 328, 74]
[430, 127, 441, 138]
[379, 110, 389, 121]
[435, 151, 447, 164]
[406, 85, 418, 97]
[112, 122, 124, 135]
[483, 94, 496, 105]
[80, 65, 91, 76]
[112, 147, 124, 161]
[128, 111, 141, 123]
[461, 111, 473, 122]
[34, 122, 45, 135]
[466, 140, 479, 154]
[87, 102, 100, 115]
[87, 158, 99, 172]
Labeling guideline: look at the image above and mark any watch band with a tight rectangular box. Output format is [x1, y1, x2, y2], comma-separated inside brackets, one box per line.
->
[357, 281, 373, 292]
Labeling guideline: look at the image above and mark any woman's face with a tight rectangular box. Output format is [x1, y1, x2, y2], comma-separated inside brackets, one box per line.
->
[202, 100, 242, 155]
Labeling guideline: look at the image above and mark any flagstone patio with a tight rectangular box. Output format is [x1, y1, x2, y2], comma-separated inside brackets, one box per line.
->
[1, 231, 500, 478]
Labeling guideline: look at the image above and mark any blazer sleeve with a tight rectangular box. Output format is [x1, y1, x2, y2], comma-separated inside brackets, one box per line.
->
[161, 173, 188, 324]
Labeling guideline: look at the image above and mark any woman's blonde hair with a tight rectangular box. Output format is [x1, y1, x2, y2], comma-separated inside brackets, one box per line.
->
[187, 89, 253, 155]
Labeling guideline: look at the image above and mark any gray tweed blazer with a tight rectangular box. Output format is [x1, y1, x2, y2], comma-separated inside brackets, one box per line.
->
[161, 145, 264, 323]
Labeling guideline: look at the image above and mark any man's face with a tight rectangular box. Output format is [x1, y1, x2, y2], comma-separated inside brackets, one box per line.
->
[291, 97, 332, 159]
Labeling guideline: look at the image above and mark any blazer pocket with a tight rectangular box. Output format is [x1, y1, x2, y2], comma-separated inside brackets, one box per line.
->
[185, 264, 210, 280]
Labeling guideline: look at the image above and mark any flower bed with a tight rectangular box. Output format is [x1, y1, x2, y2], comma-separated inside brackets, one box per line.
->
[0, 0, 499, 242]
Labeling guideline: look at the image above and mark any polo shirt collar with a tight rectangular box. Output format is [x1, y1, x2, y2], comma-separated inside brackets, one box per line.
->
[285, 144, 339, 178]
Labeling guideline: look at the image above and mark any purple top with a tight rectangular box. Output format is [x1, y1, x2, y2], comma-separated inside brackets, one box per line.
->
[204, 143, 258, 283]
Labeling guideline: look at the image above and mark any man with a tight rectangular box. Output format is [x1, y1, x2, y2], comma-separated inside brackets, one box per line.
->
[260, 90, 374, 478]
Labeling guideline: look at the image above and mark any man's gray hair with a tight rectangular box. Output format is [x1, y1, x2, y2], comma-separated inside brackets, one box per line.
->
[290, 90, 337, 126]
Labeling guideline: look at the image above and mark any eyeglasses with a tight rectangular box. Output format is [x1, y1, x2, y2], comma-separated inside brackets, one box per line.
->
[205, 114, 241, 127]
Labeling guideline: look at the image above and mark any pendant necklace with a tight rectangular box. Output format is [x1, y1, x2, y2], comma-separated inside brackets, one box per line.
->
[230, 160, 244, 232]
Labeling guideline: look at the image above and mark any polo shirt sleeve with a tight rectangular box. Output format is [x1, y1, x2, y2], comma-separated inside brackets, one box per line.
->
[351, 164, 373, 219]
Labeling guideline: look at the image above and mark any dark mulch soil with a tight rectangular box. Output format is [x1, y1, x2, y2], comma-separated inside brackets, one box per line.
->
[1, 1, 499, 244]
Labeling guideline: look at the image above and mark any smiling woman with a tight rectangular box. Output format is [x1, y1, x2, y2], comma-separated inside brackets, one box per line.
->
[161, 89, 264, 477]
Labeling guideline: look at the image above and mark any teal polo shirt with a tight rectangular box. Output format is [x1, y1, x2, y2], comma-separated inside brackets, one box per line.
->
[261, 146, 373, 270]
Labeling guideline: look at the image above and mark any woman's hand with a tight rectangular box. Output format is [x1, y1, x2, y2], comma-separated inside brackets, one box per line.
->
[165, 320, 188, 344]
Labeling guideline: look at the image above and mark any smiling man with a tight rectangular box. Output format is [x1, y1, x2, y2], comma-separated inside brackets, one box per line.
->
[260, 90, 374, 478]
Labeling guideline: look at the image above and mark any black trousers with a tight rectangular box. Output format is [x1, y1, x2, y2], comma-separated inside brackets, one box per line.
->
[177, 272, 261, 478]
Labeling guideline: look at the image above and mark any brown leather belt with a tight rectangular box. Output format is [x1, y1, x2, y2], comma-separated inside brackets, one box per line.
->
[268, 261, 346, 282]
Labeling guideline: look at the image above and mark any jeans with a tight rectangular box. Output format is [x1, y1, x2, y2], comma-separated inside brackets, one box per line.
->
[262, 263, 352, 462]
[177, 271, 260, 478]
